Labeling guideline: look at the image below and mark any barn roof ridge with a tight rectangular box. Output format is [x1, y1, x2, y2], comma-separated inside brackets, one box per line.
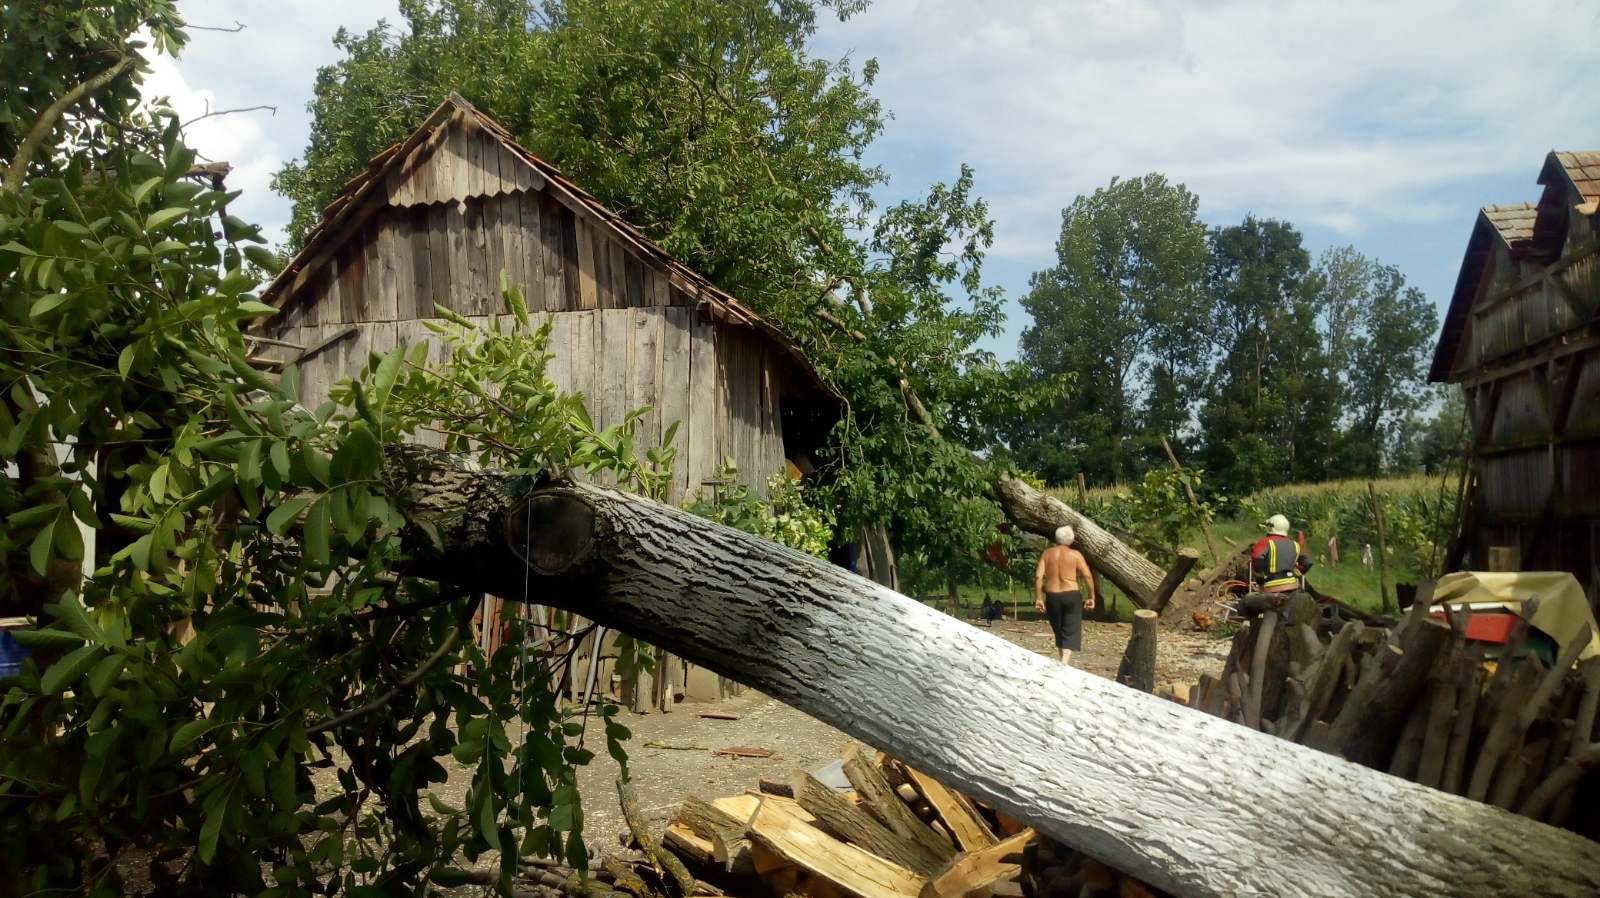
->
[1427, 151, 1600, 383]
[259, 93, 827, 393]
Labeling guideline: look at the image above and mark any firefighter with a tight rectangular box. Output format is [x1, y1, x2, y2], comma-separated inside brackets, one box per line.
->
[1251, 514, 1311, 593]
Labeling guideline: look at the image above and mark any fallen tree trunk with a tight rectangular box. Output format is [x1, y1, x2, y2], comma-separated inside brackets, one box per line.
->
[387, 448, 1600, 898]
[995, 476, 1163, 607]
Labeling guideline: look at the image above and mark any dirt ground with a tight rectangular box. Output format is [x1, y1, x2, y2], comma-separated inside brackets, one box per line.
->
[544, 617, 1230, 847]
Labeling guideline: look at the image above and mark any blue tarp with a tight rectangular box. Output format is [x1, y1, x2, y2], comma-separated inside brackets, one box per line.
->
[0, 629, 29, 679]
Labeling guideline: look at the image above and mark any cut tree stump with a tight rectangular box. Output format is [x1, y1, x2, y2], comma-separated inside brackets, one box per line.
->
[1117, 610, 1159, 693]
[383, 450, 1600, 898]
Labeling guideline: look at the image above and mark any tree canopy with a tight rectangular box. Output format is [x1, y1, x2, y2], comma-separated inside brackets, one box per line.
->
[1010, 176, 1443, 497]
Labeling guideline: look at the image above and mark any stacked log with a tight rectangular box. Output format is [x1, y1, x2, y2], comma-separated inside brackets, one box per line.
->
[1179, 590, 1599, 835]
[644, 748, 1169, 898]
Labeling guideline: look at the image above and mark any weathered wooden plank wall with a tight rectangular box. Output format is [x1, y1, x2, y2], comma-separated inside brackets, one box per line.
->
[266, 119, 794, 500]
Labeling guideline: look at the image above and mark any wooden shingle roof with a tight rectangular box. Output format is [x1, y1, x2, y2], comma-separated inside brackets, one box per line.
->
[1481, 202, 1537, 246]
[1549, 151, 1600, 214]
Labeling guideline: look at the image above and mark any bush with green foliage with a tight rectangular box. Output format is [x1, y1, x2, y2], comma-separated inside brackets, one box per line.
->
[684, 463, 835, 558]
[0, 9, 669, 890]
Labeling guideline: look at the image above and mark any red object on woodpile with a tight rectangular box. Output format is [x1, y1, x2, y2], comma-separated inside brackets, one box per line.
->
[1430, 609, 1520, 645]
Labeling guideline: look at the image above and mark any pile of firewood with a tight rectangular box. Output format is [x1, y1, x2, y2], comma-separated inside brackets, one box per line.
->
[1180, 590, 1599, 835]
[644, 744, 1168, 898]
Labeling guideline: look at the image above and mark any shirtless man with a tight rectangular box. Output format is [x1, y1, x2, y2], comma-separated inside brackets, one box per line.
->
[1033, 525, 1095, 666]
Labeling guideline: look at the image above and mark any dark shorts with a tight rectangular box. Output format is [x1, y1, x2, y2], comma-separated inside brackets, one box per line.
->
[1045, 590, 1083, 650]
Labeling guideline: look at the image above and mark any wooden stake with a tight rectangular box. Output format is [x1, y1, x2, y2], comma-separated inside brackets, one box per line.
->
[1366, 482, 1392, 615]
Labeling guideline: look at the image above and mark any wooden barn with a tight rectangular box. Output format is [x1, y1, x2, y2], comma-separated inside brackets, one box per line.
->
[1430, 151, 1600, 602]
[255, 95, 838, 708]
[256, 94, 835, 504]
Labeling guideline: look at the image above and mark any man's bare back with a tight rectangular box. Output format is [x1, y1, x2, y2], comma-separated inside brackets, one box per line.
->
[1038, 545, 1089, 595]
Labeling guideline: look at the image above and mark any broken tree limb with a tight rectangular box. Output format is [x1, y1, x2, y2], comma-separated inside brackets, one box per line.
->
[995, 476, 1162, 607]
[1150, 548, 1200, 615]
[383, 448, 1600, 898]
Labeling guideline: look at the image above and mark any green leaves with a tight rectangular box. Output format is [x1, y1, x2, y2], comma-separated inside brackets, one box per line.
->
[169, 718, 226, 752]
[41, 645, 106, 695]
[144, 206, 190, 233]
[265, 495, 315, 535]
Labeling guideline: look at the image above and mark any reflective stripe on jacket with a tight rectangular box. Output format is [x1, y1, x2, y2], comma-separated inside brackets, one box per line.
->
[1251, 535, 1301, 590]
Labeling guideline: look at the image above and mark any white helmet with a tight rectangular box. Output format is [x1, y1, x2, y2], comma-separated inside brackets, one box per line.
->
[1263, 514, 1290, 537]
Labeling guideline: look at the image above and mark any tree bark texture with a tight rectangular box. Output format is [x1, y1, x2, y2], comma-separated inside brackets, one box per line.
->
[995, 476, 1161, 607]
[384, 449, 1600, 898]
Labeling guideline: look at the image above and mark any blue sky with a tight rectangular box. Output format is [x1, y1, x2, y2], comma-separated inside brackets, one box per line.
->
[148, 0, 1599, 361]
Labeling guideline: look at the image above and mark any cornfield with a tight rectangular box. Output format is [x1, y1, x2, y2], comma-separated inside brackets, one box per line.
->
[1048, 474, 1466, 579]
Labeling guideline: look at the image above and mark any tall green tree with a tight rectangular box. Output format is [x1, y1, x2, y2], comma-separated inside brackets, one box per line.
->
[1013, 173, 1209, 485]
[1339, 265, 1439, 474]
[274, 0, 1044, 569]
[1198, 215, 1338, 494]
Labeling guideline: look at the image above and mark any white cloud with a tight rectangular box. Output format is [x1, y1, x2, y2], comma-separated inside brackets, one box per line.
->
[820, 0, 1600, 256]
[138, 0, 401, 246]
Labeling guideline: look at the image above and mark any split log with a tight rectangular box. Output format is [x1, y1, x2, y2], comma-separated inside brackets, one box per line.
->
[920, 829, 1036, 898]
[1552, 659, 1600, 825]
[387, 451, 1600, 898]
[1323, 618, 1452, 766]
[1441, 646, 1485, 796]
[794, 772, 946, 876]
[1244, 610, 1277, 729]
[1116, 610, 1160, 693]
[901, 766, 999, 853]
[745, 798, 928, 898]
[1278, 621, 1359, 741]
[842, 745, 957, 864]
[673, 796, 754, 874]
[995, 476, 1162, 607]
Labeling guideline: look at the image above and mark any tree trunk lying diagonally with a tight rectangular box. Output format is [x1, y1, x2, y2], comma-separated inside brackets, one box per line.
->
[994, 476, 1163, 607]
[384, 448, 1600, 898]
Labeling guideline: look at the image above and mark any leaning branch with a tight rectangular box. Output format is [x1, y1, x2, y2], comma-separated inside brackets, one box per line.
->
[3, 54, 137, 192]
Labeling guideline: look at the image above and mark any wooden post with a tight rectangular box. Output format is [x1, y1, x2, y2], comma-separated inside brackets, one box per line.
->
[1367, 481, 1393, 614]
[1161, 437, 1219, 566]
[1118, 610, 1160, 693]
[385, 450, 1600, 898]
[1075, 472, 1088, 507]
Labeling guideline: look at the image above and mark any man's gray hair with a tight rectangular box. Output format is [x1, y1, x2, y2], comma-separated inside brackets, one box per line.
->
[1054, 525, 1075, 546]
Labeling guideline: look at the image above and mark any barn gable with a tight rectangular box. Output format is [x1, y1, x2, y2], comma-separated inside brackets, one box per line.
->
[256, 95, 832, 503]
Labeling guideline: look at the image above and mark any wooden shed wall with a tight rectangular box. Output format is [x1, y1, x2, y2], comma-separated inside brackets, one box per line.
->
[270, 310, 786, 504]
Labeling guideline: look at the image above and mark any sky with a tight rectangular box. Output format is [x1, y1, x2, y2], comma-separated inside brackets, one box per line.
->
[146, 0, 1600, 360]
